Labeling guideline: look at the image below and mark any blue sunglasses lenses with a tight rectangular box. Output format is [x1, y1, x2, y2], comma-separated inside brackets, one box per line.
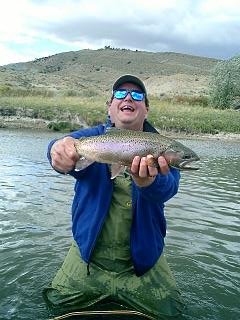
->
[114, 90, 144, 101]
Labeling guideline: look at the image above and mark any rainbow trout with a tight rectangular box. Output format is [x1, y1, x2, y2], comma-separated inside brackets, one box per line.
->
[74, 128, 200, 178]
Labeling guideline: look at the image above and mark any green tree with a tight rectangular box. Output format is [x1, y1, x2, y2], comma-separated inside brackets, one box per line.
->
[209, 55, 240, 109]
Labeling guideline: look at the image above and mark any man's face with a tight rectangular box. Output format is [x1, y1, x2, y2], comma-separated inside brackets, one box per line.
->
[108, 82, 148, 130]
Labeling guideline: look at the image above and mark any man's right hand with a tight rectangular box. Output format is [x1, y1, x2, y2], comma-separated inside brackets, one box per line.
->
[50, 137, 80, 173]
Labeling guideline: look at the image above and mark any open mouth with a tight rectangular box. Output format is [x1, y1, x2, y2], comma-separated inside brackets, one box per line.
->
[120, 105, 134, 112]
[179, 157, 200, 170]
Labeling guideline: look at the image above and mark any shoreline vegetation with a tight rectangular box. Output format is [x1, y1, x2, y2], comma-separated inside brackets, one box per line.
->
[0, 95, 240, 141]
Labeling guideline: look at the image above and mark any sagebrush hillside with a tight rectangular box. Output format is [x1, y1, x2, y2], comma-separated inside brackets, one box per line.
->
[0, 48, 219, 97]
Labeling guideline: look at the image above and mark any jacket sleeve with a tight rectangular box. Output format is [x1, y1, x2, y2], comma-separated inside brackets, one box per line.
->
[134, 168, 180, 203]
[46, 125, 104, 175]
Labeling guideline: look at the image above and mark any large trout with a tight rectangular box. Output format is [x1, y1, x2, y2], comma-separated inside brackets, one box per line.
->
[74, 128, 200, 178]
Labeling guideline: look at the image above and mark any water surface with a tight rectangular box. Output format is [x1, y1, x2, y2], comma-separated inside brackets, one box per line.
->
[0, 129, 239, 320]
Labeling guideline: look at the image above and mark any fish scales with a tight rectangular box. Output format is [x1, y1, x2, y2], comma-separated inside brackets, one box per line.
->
[75, 131, 171, 166]
[74, 129, 200, 173]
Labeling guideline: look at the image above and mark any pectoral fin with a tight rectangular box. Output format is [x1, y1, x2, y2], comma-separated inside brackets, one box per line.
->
[75, 157, 94, 172]
[110, 164, 126, 179]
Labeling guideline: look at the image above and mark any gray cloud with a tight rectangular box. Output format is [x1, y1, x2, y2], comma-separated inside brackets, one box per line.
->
[33, 0, 239, 59]
[39, 15, 239, 59]
[1, 0, 239, 65]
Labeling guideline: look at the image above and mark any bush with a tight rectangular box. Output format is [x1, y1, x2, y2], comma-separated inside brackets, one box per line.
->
[0, 85, 55, 98]
[0, 84, 12, 95]
[171, 95, 209, 107]
[48, 121, 81, 132]
[209, 55, 240, 109]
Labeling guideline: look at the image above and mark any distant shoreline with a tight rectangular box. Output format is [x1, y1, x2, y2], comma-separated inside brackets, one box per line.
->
[1, 115, 240, 141]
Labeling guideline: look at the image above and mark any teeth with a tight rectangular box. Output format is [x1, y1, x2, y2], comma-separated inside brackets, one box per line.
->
[121, 106, 134, 111]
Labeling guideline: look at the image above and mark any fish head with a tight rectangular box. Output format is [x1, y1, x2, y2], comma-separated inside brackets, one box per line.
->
[164, 141, 200, 170]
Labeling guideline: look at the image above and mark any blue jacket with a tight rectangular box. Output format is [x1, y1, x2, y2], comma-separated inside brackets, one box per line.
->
[47, 123, 180, 276]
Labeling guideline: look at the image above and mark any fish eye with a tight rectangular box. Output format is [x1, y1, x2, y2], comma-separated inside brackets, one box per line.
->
[183, 154, 191, 159]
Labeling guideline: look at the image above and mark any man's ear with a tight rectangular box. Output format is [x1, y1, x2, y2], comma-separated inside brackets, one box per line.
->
[145, 106, 149, 118]
[106, 100, 112, 110]
[107, 102, 111, 118]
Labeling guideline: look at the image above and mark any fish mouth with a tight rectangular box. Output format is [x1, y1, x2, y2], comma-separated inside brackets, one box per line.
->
[120, 105, 135, 112]
[178, 157, 200, 170]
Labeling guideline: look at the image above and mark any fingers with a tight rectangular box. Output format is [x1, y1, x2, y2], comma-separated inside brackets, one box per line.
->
[131, 155, 170, 178]
[158, 156, 170, 175]
[130, 156, 155, 187]
[131, 156, 148, 177]
[50, 137, 80, 173]
[130, 155, 157, 187]
[131, 156, 149, 177]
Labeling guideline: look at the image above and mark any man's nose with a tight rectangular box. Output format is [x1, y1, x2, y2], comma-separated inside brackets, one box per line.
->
[124, 92, 132, 100]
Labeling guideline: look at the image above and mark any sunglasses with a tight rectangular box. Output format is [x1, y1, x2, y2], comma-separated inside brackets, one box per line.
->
[113, 89, 145, 101]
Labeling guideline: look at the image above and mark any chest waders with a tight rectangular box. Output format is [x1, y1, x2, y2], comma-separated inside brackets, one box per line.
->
[43, 174, 184, 319]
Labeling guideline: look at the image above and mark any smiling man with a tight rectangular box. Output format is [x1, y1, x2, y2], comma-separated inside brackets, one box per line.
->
[44, 75, 184, 319]
[108, 75, 149, 130]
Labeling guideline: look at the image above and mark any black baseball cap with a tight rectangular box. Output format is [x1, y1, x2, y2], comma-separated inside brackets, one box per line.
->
[112, 74, 147, 96]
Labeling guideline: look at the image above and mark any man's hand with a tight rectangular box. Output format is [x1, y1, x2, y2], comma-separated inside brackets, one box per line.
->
[130, 155, 170, 187]
[50, 137, 80, 173]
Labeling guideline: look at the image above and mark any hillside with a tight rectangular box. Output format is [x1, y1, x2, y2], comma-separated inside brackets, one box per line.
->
[0, 48, 219, 97]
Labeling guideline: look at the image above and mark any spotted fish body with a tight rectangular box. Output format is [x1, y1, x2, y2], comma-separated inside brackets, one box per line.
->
[74, 128, 199, 177]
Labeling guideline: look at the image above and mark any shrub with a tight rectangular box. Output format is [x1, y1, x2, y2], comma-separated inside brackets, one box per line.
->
[0, 85, 55, 98]
[47, 121, 81, 132]
[209, 55, 240, 109]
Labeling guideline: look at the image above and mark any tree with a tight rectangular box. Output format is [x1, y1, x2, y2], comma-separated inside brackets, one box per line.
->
[209, 55, 240, 109]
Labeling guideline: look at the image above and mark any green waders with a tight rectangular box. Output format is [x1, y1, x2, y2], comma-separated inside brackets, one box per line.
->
[44, 173, 184, 319]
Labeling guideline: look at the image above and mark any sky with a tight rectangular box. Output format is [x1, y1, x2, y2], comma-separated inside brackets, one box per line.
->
[0, 0, 239, 66]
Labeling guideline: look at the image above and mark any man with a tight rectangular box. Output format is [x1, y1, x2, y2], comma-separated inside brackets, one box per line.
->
[44, 75, 184, 319]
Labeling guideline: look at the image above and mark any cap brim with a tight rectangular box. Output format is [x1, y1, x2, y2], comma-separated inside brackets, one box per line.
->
[113, 74, 147, 95]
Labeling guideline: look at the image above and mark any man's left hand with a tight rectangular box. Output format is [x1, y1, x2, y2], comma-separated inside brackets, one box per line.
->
[130, 155, 169, 187]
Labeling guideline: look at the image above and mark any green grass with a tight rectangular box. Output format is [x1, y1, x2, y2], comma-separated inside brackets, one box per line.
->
[149, 97, 240, 134]
[0, 95, 239, 134]
[0, 96, 107, 129]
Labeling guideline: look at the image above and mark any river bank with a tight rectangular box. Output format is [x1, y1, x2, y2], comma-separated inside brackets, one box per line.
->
[1, 96, 240, 138]
[1, 114, 240, 141]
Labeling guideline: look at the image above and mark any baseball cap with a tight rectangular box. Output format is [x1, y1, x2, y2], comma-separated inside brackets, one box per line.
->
[112, 74, 147, 96]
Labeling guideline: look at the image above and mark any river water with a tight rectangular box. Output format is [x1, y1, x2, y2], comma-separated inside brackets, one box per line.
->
[0, 129, 239, 320]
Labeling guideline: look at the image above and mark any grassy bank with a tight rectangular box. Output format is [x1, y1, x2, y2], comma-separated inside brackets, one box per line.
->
[0, 95, 239, 135]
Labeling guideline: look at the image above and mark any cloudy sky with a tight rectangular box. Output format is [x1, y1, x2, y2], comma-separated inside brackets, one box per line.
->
[0, 0, 239, 66]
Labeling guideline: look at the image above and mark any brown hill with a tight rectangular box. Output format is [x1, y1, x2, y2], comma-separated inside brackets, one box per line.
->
[0, 48, 219, 97]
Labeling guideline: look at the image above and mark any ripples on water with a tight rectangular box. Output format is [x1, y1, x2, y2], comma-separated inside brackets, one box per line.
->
[0, 129, 239, 320]
[166, 140, 240, 320]
[0, 130, 73, 320]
